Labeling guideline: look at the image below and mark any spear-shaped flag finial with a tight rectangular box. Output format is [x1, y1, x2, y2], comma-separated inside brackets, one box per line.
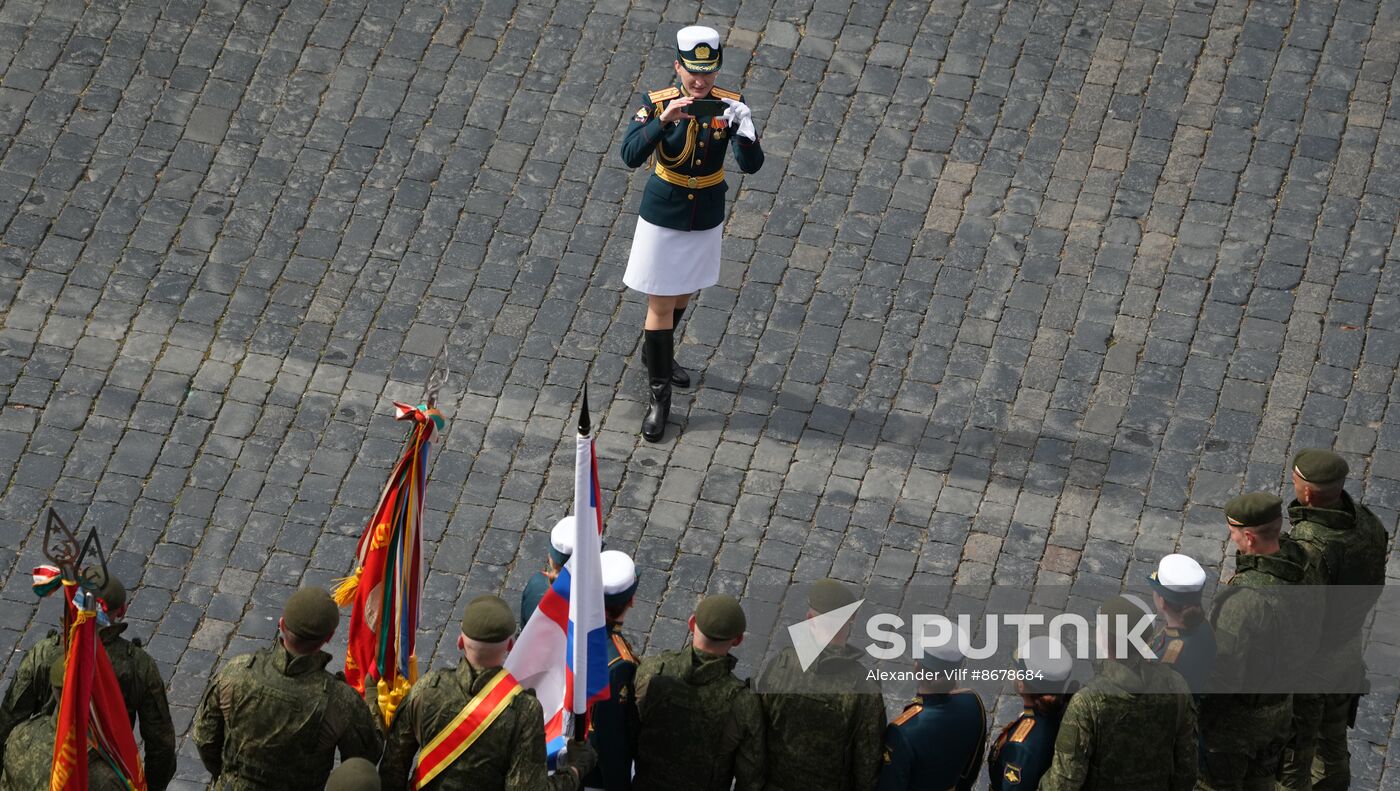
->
[579, 385, 591, 437]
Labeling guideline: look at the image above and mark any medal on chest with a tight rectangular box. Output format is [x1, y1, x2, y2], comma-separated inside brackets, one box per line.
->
[710, 116, 726, 140]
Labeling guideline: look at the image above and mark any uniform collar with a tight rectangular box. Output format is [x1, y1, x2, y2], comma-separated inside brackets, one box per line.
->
[1234, 538, 1307, 582]
[273, 642, 332, 676]
[457, 661, 506, 693]
[1288, 492, 1357, 530]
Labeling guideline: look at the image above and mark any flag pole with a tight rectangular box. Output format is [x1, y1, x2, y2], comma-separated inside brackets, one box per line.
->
[573, 385, 591, 743]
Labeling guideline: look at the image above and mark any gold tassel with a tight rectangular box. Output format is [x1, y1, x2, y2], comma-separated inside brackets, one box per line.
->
[377, 674, 415, 729]
[332, 567, 362, 607]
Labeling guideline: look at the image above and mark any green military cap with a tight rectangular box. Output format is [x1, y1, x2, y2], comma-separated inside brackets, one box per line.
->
[83, 566, 127, 612]
[694, 594, 746, 641]
[1225, 492, 1282, 527]
[283, 586, 340, 641]
[1293, 449, 1348, 484]
[49, 655, 66, 689]
[461, 595, 516, 642]
[326, 757, 381, 791]
[809, 578, 857, 614]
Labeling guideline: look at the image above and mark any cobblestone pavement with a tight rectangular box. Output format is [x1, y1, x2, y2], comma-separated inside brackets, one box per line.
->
[2, 0, 1399, 786]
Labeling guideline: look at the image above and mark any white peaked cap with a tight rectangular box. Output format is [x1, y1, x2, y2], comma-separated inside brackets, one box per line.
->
[677, 25, 721, 50]
[1015, 636, 1074, 682]
[550, 516, 576, 554]
[923, 621, 969, 664]
[1155, 554, 1207, 593]
[600, 551, 638, 595]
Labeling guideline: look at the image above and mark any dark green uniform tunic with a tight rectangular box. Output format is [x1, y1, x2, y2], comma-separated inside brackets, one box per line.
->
[988, 706, 1063, 791]
[633, 645, 765, 791]
[1286, 492, 1388, 791]
[619, 84, 764, 232]
[582, 626, 639, 791]
[875, 689, 986, 791]
[0, 709, 129, 791]
[1198, 537, 1319, 791]
[192, 644, 383, 791]
[755, 645, 886, 791]
[1151, 622, 1217, 698]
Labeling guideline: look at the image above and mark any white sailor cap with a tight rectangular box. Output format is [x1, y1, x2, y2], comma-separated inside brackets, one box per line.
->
[918, 621, 968, 671]
[548, 517, 575, 565]
[676, 26, 722, 73]
[1014, 636, 1074, 693]
[1148, 554, 1207, 604]
[600, 550, 639, 608]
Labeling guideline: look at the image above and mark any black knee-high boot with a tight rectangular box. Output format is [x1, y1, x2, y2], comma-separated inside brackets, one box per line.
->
[641, 328, 672, 442]
[670, 307, 692, 388]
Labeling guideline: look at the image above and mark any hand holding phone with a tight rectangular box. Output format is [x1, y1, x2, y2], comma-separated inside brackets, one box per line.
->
[686, 98, 728, 119]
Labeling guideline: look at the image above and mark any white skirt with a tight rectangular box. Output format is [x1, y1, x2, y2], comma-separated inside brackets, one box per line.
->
[623, 217, 723, 296]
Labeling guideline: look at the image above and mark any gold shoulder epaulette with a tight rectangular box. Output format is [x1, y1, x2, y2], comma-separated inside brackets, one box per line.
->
[1162, 638, 1184, 664]
[610, 633, 637, 665]
[1010, 718, 1035, 743]
[711, 86, 741, 101]
[892, 703, 922, 726]
[648, 86, 681, 103]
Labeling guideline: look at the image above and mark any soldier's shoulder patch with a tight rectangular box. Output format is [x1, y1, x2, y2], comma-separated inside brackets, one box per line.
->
[1010, 718, 1035, 743]
[1004, 762, 1023, 785]
[1162, 638, 1184, 664]
[633, 105, 651, 122]
[647, 86, 681, 102]
[710, 86, 741, 101]
[892, 703, 922, 726]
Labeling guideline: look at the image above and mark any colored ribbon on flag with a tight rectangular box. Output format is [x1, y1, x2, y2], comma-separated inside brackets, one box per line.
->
[335, 401, 444, 727]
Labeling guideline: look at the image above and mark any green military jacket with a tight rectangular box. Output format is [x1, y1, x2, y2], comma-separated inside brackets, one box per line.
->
[192, 643, 382, 790]
[632, 644, 764, 791]
[380, 662, 579, 791]
[755, 645, 886, 791]
[1039, 656, 1196, 791]
[1289, 492, 1388, 677]
[619, 84, 764, 232]
[0, 624, 177, 790]
[0, 709, 129, 791]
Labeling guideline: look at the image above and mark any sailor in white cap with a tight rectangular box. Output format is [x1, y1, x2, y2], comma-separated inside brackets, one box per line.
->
[988, 637, 1077, 790]
[1147, 553, 1215, 696]
[519, 516, 577, 623]
[876, 623, 987, 791]
[619, 24, 764, 443]
[582, 551, 641, 791]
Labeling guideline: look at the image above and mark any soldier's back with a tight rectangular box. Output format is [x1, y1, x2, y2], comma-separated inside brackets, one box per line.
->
[387, 664, 542, 791]
[1041, 659, 1195, 791]
[199, 645, 376, 791]
[756, 645, 885, 791]
[633, 645, 762, 791]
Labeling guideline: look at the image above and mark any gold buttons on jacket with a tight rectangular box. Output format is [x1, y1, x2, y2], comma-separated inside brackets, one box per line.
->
[687, 194, 694, 200]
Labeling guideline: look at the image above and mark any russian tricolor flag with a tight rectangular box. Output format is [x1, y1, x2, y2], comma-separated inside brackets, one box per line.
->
[505, 391, 609, 763]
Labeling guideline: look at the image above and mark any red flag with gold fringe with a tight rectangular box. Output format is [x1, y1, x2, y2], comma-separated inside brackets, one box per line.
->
[335, 401, 445, 727]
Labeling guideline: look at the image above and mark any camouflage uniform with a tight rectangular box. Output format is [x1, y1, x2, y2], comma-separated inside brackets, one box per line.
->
[380, 661, 585, 791]
[1286, 492, 1387, 791]
[0, 624, 176, 790]
[192, 643, 383, 790]
[0, 709, 129, 791]
[1040, 655, 1196, 790]
[1198, 537, 1319, 791]
[756, 644, 886, 791]
[631, 644, 765, 791]
[583, 625, 640, 791]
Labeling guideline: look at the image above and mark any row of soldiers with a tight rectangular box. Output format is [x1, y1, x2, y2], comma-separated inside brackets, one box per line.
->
[0, 446, 1387, 790]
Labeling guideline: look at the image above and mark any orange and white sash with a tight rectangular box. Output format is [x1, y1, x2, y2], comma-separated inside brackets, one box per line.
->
[413, 671, 524, 789]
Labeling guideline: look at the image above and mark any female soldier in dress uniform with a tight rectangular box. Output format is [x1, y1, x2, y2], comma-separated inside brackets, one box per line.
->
[987, 637, 1076, 791]
[619, 25, 764, 442]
